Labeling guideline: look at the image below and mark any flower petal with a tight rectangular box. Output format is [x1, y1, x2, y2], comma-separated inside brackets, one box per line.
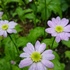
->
[47, 21, 55, 27]
[59, 33, 69, 41]
[38, 43, 46, 53]
[55, 35, 61, 43]
[27, 43, 35, 52]
[42, 54, 55, 60]
[7, 29, 13, 33]
[20, 53, 30, 58]
[3, 31, 7, 37]
[29, 63, 37, 70]
[45, 28, 55, 34]
[42, 50, 53, 57]
[37, 62, 46, 70]
[41, 60, 54, 68]
[19, 58, 33, 68]
[64, 25, 70, 32]
[35, 41, 40, 51]
[23, 47, 32, 54]
[8, 21, 17, 28]
[61, 18, 69, 26]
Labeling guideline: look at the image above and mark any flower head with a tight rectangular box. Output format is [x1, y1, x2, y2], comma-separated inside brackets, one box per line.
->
[0, 20, 17, 37]
[45, 16, 70, 42]
[29, 0, 32, 2]
[19, 41, 55, 70]
[11, 60, 16, 65]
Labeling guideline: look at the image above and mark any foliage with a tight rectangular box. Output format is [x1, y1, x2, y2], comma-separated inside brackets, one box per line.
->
[0, 0, 70, 70]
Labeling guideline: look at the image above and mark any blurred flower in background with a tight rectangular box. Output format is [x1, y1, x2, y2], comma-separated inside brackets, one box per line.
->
[11, 60, 16, 65]
[0, 20, 17, 37]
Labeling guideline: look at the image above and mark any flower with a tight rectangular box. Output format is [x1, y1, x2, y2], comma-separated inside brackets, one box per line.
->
[19, 41, 55, 70]
[0, 12, 3, 19]
[29, 0, 32, 2]
[11, 60, 16, 65]
[0, 20, 17, 37]
[45, 16, 70, 43]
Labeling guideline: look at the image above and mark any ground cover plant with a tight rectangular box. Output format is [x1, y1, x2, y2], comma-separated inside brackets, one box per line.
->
[0, 0, 70, 70]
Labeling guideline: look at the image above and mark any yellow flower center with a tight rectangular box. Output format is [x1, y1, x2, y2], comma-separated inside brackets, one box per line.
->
[30, 52, 42, 62]
[2, 24, 9, 30]
[55, 25, 64, 33]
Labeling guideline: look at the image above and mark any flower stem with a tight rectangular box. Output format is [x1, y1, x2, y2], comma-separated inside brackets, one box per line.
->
[8, 33, 19, 55]
[51, 37, 55, 49]
[45, 0, 47, 27]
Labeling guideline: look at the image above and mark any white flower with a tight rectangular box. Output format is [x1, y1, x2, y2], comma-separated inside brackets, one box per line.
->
[0, 20, 17, 37]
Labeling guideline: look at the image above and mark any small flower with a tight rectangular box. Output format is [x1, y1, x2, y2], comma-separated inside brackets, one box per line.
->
[19, 41, 55, 70]
[0, 20, 17, 37]
[29, 0, 32, 2]
[45, 16, 70, 43]
[0, 12, 3, 19]
[11, 60, 16, 65]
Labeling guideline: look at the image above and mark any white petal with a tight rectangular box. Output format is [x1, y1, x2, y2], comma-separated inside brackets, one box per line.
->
[29, 63, 37, 70]
[41, 60, 54, 68]
[3, 31, 7, 37]
[7, 29, 13, 33]
[38, 43, 46, 53]
[64, 25, 70, 32]
[37, 62, 47, 70]
[8, 21, 17, 28]
[35, 41, 40, 51]
[0, 30, 4, 35]
[42, 54, 55, 60]
[20, 53, 30, 58]
[59, 33, 69, 41]
[55, 35, 61, 43]
[61, 18, 69, 26]
[27, 43, 35, 53]
[23, 47, 32, 54]
[42, 50, 53, 55]
[19, 58, 33, 68]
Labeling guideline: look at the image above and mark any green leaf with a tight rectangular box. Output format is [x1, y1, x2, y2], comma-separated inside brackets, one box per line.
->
[42, 38, 58, 49]
[12, 66, 20, 70]
[0, 58, 10, 70]
[52, 59, 65, 70]
[65, 51, 70, 59]
[17, 37, 29, 47]
[27, 27, 45, 44]
[62, 40, 70, 48]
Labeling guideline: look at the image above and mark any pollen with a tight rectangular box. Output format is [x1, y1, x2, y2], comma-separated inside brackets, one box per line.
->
[55, 25, 64, 33]
[30, 52, 42, 62]
[2, 24, 9, 30]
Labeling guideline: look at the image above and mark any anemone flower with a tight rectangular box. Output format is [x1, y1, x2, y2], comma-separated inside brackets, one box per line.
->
[19, 41, 55, 70]
[0, 20, 17, 37]
[45, 16, 70, 42]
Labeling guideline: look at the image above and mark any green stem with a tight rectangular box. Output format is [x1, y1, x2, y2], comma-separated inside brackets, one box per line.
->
[51, 37, 55, 49]
[45, 0, 47, 27]
[8, 33, 19, 55]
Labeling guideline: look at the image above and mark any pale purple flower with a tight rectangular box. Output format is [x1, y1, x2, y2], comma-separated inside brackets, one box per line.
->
[11, 60, 16, 65]
[0, 12, 3, 19]
[19, 41, 55, 70]
[45, 16, 70, 43]
[0, 20, 17, 37]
